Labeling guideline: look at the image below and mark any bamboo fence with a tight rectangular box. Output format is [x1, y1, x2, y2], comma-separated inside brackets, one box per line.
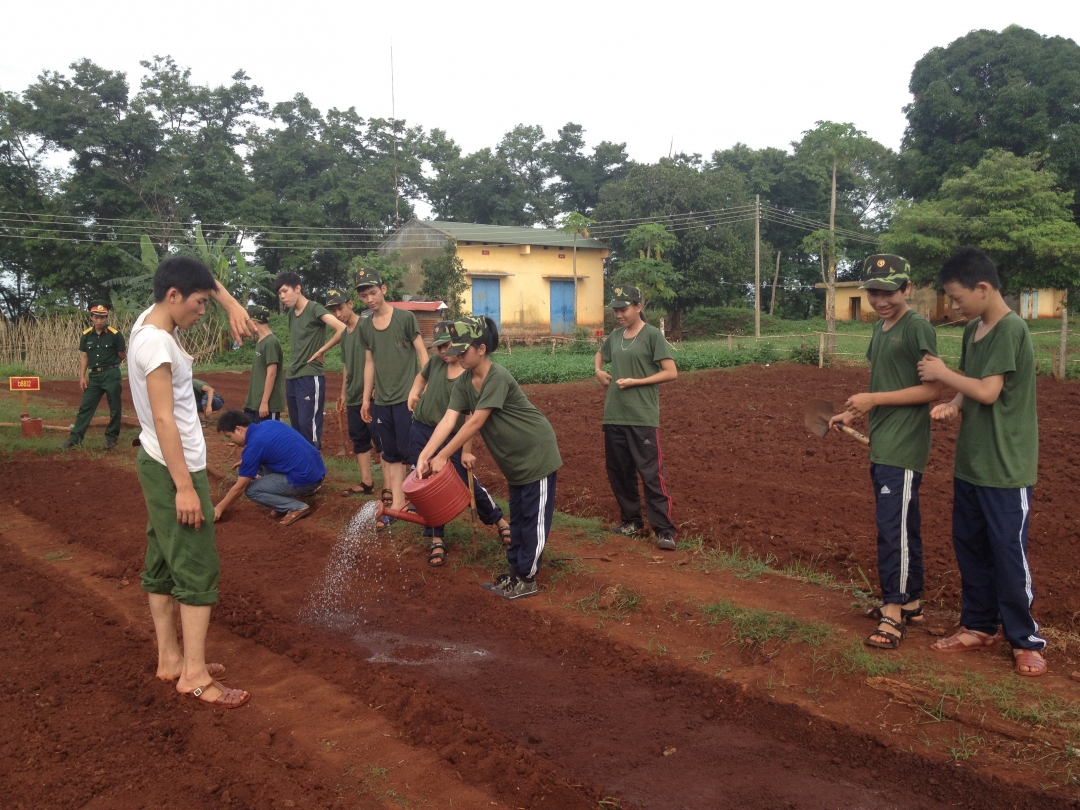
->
[0, 314, 222, 378]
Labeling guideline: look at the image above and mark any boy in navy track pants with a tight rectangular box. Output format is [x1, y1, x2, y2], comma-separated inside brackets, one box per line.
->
[273, 271, 346, 450]
[830, 255, 941, 650]
[416, 316, 561, 600]
[917, 247, 1047, 677]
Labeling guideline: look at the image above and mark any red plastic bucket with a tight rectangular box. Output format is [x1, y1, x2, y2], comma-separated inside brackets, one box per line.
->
[402, 463, 470, 527]
[20, 417, 42, 438]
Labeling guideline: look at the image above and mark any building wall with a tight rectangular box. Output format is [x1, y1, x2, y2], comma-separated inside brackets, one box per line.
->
[457, 243, 606, 335]
[828, 285, 949, 322]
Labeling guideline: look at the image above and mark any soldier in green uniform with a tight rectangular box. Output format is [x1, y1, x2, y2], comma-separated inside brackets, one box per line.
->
[61, 302, 127, 449]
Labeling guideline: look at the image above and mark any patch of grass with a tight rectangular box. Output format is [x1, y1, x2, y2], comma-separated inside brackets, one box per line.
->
[947, 730, 983, 762]
[551, 510, 609, 544]
[675, 534, 704, 553]
[571, 584, 645, 620]
[43, 550, 72, 562]
[700, 600, 833, 647]
[838, 639, 905, 677]
[781, 556, 842, 589]
[696, 542, 776, 581]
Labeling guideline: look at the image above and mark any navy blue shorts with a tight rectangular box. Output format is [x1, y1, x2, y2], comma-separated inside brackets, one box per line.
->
[371, 401, 412, 464]
[347, 405, 374, 454]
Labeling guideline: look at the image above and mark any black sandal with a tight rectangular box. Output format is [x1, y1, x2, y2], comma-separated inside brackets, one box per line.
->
[428, 541, 447, 567]
[342, 482, 375, 497]
[381, 488, 394, 508]
[498, 523, 512, 545]
[865, 616, 905, 649]
[863, 603, 925, 626]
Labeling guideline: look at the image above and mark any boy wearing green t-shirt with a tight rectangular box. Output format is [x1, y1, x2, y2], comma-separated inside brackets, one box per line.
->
[355, 268, 428, 518]
[416, 316, 562, 600]
[272, 271, 346, 449]
[243, 305, 285, 423]
[829, 255, 941, 650]
[594, 284, 679, 550]
[324, 289, 375, 496]
[917, 247, 1046, 677]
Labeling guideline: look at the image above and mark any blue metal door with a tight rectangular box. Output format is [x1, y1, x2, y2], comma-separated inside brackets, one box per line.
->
[471, 278, 501, 328]
[549, 280, 575, 334]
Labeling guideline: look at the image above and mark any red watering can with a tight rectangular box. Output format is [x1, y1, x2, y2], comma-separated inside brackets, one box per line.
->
[378, 462, 471, 528]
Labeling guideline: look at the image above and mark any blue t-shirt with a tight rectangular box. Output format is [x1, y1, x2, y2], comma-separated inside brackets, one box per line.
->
[239, 420, 326, 488]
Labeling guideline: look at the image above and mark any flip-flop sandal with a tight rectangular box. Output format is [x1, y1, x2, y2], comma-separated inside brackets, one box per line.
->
[381, 489, 394, 508]
[183, 679, 250, 709]
[280, 507, 311, 526]
[428, 541, 447, 567]
[931, 626, 1000, 653]
[863, 604, 926, 626]
[342, 482, 376, 497]
[1013, 648, 1048, 677]
[865, 616, 905, 649]
[498, 524, 512, 545]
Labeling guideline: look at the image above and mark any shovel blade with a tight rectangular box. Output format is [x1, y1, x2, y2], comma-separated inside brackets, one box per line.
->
[803, 398, 836, 438]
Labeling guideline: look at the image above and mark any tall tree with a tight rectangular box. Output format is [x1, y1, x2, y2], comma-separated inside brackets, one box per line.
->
[901, 26, 1080, 212]
[883, 150, 1080, 292]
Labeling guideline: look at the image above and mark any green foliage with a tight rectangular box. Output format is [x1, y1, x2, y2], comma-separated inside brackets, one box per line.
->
[419, 240, 467, 317]
[883, 150, 1080, 291]
[699, 600, 832, 647]
[349, 252, 408, 302]
[901, 25, 1080, 212]
[789, 344, 822, 365]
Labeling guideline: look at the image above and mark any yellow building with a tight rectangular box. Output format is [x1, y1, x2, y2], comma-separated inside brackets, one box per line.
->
[815, 282, 1064, 322]
[379, 220, 610, 336]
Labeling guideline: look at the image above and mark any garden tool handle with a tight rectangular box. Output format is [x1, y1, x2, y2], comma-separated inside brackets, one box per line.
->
[840, 425, 870, 446]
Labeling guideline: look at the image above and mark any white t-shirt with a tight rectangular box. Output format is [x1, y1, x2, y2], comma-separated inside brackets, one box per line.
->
[128, 306, 206, 471]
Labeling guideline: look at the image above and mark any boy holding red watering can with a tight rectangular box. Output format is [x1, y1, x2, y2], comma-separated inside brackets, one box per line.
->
[407, 321, 510, 566]
[416, 316, 562, 600]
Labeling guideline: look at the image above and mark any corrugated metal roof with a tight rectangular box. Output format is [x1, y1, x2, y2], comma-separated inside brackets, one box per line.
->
[402, 219, 608, 250]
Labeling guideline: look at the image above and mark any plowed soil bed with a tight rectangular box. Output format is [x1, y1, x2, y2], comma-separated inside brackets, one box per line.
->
[8, 363, 1080, 809]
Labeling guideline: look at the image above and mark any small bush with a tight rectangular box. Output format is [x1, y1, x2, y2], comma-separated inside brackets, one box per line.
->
[789, 344, 822, 365]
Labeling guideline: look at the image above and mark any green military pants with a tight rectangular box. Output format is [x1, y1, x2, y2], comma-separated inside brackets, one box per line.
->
[69, 367, 122, 443]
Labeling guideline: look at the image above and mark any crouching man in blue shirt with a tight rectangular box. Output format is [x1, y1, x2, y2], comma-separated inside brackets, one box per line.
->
[213, 410, 326, 526]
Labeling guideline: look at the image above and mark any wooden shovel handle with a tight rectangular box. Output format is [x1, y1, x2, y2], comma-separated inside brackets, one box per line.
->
[840, 425, 870, 446]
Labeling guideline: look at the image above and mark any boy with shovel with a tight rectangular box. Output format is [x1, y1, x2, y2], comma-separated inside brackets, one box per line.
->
[829, 255, 940, 650]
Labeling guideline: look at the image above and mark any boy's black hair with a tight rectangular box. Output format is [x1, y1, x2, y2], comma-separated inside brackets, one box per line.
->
[475, 316, 500, 354]
[272, 271, 303, 293]
[938, 247, 1001, 291]
[216, 409, 253, 434]
[153, 257, 217, 302]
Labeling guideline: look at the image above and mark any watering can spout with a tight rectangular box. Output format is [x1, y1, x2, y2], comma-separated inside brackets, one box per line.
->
[378, 504, 429, 527]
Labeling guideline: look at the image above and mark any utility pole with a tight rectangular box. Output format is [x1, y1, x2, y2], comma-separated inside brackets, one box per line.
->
[754, 194, 761, 339]
[827, 157, 838, 355]
[391, 45, 400, 229]
[770, 250, 781, 316]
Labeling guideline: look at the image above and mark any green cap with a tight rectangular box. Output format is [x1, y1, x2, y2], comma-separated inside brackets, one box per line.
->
[610, 284, 642, 308]
[432, 320, 454, 346]
[860, 255, 911, 291]
[354, 267, 383, 289]
[247, 304, 272, 323]
[444, 316, 487, 355]
[324, 288, 352, 308]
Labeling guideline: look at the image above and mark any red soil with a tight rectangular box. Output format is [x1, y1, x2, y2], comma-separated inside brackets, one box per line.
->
[9, 364, 1079, 808]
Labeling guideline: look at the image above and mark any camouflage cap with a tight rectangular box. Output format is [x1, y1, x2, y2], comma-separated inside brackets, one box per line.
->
[89, 303, 110, 315]
[431, 320, 454, 346]
[444, 316, 487, 355]
[860, 255, 912, 291]
[354, 267, 383, 289]
[610, 284, 642, 308]
[324, 288, 352, 308]
[247, 304, 272, 323]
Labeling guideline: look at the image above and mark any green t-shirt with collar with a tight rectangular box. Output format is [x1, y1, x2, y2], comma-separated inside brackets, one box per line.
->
[865, 310, 938, 473]
[414, 353, 465, 430]
[286, 300, 331, 379]
[339, 321, 368, 407]
[245, 333, 286, 412]
[599, 323, 674, 427]
[447, 363, 562, 486]
[359, 308, 421, 406]
[955, 311, 1038, 488]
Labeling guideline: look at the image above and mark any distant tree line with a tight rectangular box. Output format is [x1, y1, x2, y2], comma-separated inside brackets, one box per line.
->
[1, 24, 1079, 324]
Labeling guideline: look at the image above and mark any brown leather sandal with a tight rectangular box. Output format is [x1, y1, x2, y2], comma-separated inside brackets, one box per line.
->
[1013, 648, 1047, 677]
[931, 626, 1000, 653]
[183, 679, 250, 709]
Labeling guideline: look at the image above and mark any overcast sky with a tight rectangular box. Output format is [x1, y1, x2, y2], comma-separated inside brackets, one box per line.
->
[2, 1, 1077, 163]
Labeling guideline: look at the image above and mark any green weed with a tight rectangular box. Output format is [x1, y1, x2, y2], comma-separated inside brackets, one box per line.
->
[781, 556, 841, 589]
[838, 639, 904, 677]
[700, 600, 832, 647]
[697, 542, 775, 580]
[947, 731, 983, 762]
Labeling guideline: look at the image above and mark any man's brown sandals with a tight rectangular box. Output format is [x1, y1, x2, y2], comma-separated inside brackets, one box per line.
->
[930, 627, 1000, 653]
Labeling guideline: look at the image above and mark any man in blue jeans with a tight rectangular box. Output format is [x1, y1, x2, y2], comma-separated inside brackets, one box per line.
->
[212, 410, 325, 526]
